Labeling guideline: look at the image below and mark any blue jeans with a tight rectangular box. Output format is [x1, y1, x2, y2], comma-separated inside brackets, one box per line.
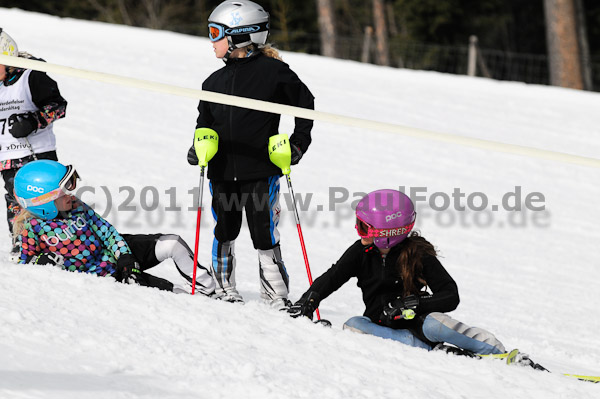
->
[343, 313, 505, 355]
[343, 316, 431, 350]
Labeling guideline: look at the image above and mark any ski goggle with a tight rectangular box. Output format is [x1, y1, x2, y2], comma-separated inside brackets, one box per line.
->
[17, 165, 81, 208]
[59, 164, 80, 195]
[208, 22, 270, 42]
[355, 215, 416, 239]
[208, 23, 226, 42]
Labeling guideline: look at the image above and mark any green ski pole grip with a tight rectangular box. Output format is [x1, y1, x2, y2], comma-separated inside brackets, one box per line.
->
[268, 134, 291, 175]
[194, 128, 219, 167]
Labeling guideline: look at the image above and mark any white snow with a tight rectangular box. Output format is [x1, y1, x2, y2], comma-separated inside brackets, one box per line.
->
[1, 8, 599, 398]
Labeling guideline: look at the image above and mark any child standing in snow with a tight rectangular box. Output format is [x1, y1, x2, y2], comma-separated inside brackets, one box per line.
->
[288, 189, 542, 367]
[187, 0, 314, 309]
[0, 29, 67, 244]
[12, 160, 216, 295]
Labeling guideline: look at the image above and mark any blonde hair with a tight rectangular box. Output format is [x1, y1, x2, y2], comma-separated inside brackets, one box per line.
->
[259, 44, 283, 61]
[235, 44, 283, 61]
[12, 209, 34, 246]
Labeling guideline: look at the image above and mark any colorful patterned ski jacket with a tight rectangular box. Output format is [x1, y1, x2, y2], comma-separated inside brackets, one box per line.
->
[17, 202, 131, 276]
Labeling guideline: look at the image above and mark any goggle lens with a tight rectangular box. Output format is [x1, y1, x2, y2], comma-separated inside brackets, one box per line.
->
[208, 24, 225, 42]
[64, 172, 78, 192]
[356, 219, 370, 237]
[355, 216, 415, 239]
[59, 165, 80, 195]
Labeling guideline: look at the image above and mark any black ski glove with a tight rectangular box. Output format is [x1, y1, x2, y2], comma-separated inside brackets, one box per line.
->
[187, 144, 199, 165]
[115, 254, 143, 284]
[8, 112, 40, 138]
[290, 143, 303, 165]
[28, 252, 65, 266]
[138, 273, 174, 291]
[379, 294, 420, 326]
[288, 291, 320, 320]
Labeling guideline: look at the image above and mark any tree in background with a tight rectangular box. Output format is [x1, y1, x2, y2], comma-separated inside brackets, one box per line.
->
[317, 0, 336, 57]
[389, 0, 549, 52]
[268, 0, 319, 53]
[1, 0, 599, 89]
[544, 0, 584, 89]
[372, 0, 389, 65]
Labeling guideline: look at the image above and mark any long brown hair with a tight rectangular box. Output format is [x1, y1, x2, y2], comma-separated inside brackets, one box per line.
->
[395, 231, 437, 297]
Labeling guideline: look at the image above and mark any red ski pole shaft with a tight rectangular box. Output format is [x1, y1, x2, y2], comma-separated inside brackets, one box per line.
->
[191, 166, 205, 295]
[295, 221, 321, 320]
[286, 175, 321, 320]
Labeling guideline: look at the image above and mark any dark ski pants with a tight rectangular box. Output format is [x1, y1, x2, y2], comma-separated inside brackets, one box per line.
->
[209, 176, 289, 300]
[2, 151, 58, 236]
[124, 233, 216, 295]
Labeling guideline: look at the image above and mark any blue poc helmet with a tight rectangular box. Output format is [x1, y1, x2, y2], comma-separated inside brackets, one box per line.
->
[14, 160, 79, 220]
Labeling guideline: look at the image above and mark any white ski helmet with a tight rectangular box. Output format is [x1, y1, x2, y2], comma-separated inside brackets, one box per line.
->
[208, 0, 270, 52]
[0, 28, 18, 57]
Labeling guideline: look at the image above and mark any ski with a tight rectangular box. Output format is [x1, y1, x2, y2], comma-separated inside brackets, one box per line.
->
[437, 346, 599, 383]
[504, 349, 600, 382]
[562, 374, 600, 384]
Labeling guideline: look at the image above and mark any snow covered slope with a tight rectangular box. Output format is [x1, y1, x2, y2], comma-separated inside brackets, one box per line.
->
[1, 8, 599, 398]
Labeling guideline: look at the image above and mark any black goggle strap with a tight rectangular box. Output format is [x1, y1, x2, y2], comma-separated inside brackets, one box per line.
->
[224, 21, 269, 36]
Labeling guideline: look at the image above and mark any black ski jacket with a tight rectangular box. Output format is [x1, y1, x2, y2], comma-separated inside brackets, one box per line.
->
[195, 52, 314, 181]
[305, 239, 460, 335]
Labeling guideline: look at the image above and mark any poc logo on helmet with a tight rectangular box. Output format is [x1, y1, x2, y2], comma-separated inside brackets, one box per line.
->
[27, 185, 45, 193]
[385, 211, 403, 222]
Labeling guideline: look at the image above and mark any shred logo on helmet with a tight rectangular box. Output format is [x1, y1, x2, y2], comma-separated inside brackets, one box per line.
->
[377, 224, 415, 238]
[13, 160, 81, 220]
[355, 189, 417, 249]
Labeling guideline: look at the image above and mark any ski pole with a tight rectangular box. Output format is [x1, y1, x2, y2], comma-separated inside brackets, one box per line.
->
[190, 128, 219, 295]
[284, 173, 321, 321]
[24, 137, 38, 160]
[268, 134, 321, 321]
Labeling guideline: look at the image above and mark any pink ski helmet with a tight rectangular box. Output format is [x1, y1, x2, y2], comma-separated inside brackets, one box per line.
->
[355, 189, 416, 249]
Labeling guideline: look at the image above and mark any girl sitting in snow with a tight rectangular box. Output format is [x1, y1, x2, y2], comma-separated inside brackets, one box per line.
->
[11, 159, 216, 295]
[288, 189, 543, 368]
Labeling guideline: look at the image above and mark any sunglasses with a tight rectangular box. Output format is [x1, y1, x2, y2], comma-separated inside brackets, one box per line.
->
[17, 165, 81, 209]
[355, 215, 416, 239]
